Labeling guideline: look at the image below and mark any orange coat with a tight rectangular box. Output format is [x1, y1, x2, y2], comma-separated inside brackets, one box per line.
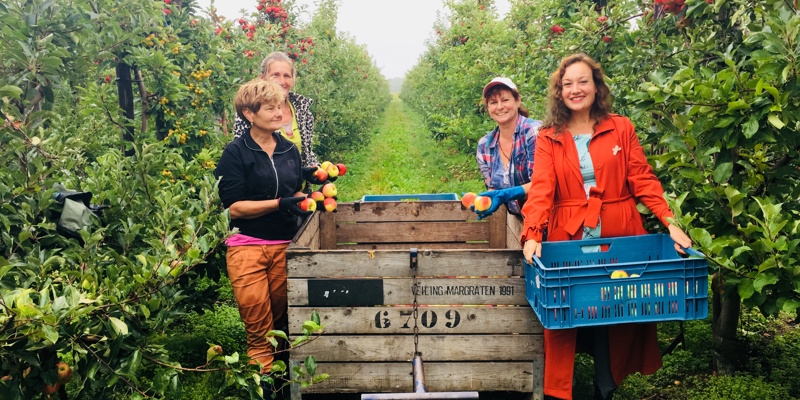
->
[520, 115, 672, 399]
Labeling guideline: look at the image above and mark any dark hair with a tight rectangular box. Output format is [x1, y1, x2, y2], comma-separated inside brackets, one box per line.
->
[483, 85, 530, 118]
[544, 53, 612, 134]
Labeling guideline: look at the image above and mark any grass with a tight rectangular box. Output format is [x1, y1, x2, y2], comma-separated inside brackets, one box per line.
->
[331, 94, 486, 202]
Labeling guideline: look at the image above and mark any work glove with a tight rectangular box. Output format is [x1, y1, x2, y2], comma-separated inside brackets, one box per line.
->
[474, 186, 526, 220]
[278, 196, 312, 216]
[302, 166, 338, 185]
[302, 166, 326, 185]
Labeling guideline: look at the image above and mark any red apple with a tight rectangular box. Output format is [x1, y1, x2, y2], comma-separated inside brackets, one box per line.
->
[321, 183, 338, 198]
[310, 191, 325, 203]
[323, 197, 337, 212]
[299, 198, 316, 212]
[597, 16, 608, 23]
[602, 36, 612, 43]
[336, 163, 347, 176]
[461, 192, 477, 208]
[326, 163, 339, 178]
[313, 167, 328, 182]
[473, 196, 492, 212]
[56, 361, 72, 384]
[43, 382, 60, 396]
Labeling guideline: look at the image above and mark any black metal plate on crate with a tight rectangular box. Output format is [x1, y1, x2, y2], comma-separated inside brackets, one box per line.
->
[307, 279, 384, 306]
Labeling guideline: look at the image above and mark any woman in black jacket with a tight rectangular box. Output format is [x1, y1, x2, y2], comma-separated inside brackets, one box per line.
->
[216, 79, 309, 374]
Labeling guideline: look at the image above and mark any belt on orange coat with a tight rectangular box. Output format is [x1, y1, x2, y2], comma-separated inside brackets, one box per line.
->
[555, 193, 633, 236]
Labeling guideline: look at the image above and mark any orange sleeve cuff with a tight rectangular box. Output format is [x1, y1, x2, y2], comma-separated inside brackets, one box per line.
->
[520, 225, 545, 245]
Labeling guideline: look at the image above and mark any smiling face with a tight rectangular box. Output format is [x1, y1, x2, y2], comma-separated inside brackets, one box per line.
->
[486, 88, 521, 126]
[560, 61, 597, 116]
[264, 60, 294, 96]
[244, 101, 283, 134]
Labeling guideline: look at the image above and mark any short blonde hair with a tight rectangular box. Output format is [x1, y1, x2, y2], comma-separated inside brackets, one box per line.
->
[234, 79, 286, 121]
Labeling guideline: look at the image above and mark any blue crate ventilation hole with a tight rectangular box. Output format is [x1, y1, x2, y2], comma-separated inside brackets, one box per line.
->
[525, 234, 709, 330]
[360, 193, 459, 202]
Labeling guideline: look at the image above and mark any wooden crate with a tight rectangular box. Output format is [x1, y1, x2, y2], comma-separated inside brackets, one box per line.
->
[286, 200, 543, 399]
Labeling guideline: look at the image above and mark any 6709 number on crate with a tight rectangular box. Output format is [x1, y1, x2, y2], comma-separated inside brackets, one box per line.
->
[525, 234, 709, 330]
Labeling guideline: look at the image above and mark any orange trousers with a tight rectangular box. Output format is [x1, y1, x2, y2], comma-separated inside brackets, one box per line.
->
[226, 244, 289, 374]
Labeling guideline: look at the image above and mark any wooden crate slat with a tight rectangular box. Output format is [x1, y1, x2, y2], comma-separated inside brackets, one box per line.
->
[289, 212, 320, 250]
[288, 306, 543, 334]
[506, 213, 524, 250]
[334, 242, 492, 250]
[290, 334, 542, 362]
[292, 362, 537, 393]
[335, 220, 488, 244]
[286, 249, 525, 278]
[334, 201, 477, 222]
[288, 277, 527, 306]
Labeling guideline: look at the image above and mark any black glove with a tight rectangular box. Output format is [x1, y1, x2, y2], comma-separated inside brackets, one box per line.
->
[302, 166, 327, 185]
[278, 196, 312, 216]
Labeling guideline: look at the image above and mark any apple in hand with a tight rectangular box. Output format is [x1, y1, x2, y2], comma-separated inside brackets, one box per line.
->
[323, 197, 337, 212]
[461, 192, 477, 208]
[321, 183, 338, 198]
[299, 197, 317, 212]
[336, 163, 347, 176]
[313, 167, 328, 182]
[320, 161, 333, 171]
[310, 191, 325, 203]
[326, 163, 339, 178]
[473, 195, 492, 212]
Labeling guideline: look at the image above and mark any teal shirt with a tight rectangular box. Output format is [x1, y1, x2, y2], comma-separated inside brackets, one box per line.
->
[573, 134, 601, 242]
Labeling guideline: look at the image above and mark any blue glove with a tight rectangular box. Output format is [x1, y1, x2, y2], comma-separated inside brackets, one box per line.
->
[474, 186, 526, 220]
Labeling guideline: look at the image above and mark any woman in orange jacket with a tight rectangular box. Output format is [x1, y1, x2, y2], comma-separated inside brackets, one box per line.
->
[520, 54, 692, 400]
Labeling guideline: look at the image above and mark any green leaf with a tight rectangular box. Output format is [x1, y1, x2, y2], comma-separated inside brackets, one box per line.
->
[304, 356, 317, 376]
[742, 117, 758, 139]
[0, 85, 23, 99]
[726, 100, 749, 112]
[768, 114, 785, 129]
[753, 273, 779, 292]
[43, 325, 59, 344]
[712, 162, 732, 183]
[109, 317, 129, 336]
[739, 278, 755, 300]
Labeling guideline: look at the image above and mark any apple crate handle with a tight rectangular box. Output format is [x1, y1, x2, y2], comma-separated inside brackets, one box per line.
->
[360, 249, 479, 400]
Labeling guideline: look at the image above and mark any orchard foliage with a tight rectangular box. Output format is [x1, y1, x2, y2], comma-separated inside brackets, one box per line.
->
[0, 0, 387, 398]
[402, 0, 800, 369]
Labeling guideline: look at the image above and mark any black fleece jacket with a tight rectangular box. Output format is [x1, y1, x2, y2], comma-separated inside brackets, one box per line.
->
[216, 130, 303, 240]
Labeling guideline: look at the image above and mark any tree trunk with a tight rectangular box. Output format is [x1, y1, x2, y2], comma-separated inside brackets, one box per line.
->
[712, 272, 743, 374]
[116, 59, 135, 156]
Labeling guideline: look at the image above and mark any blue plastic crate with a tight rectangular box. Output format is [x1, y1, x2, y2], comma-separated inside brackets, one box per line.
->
[360, 193, 459, 202]
[525, 234, 708, 330]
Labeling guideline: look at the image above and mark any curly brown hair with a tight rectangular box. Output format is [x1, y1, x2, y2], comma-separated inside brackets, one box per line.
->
[543, 53, 612, 135]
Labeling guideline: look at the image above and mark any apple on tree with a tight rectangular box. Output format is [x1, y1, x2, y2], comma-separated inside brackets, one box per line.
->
[56, 361, 72, 384]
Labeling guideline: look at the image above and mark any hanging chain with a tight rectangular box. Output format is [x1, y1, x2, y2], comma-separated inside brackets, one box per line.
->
[410, 248, 420, 356]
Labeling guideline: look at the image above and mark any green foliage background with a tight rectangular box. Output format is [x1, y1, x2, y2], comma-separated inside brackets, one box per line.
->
[0, 0, 386, 398]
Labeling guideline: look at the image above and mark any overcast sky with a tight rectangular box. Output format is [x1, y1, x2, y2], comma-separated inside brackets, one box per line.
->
[193, 0, 510, 79]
